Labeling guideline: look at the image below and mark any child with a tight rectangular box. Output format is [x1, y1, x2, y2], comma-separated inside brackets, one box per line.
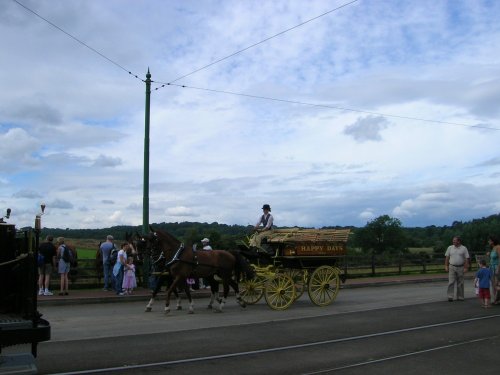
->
[475, 259, 493, 308]
[122, 257, 137, 295]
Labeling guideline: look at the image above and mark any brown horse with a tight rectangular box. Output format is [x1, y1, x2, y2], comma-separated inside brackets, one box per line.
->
[139, 227, 249, 314]
[126, 231, 184, 311]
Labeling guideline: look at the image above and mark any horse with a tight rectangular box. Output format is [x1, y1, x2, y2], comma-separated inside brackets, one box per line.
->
[126, 231, 185, 311]
[138, 226, 252, 314]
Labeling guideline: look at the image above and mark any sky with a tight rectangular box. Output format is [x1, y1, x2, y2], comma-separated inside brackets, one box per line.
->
[1, 0, 500, 230]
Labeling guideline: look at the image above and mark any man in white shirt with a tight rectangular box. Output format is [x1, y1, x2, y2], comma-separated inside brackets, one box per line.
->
[201, 238, 212, 251]
[445, 236, 470, 301]
[249, 204, 274, 251]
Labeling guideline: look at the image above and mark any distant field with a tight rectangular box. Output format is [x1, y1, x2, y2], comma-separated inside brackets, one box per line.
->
[64, 238, 100, 260]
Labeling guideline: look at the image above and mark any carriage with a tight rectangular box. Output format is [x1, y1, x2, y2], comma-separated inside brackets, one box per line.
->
[238, 228, 350, 310]
[0, 208, 51, 366]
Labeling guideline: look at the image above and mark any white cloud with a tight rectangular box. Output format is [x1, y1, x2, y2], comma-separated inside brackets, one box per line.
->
[1, 0, 500, 229]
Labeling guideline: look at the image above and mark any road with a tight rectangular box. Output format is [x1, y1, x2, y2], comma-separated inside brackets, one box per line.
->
[9, 281, 500, 374]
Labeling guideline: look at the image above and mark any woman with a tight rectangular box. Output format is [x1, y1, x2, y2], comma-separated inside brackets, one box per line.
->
[487, 236, 500, 304]
[57, 237, 70, 296]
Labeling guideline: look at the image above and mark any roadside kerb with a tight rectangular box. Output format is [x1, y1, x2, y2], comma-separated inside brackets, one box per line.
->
[36, 272, 467, 307]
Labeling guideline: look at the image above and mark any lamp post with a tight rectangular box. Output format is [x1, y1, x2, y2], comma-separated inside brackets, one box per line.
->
[143, 69, 151, 235]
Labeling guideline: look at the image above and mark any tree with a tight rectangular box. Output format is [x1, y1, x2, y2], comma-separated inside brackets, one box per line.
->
[355, 215, 407, 275]
[356, 215, 407, 254]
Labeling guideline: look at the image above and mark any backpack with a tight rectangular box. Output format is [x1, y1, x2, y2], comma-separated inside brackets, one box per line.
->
[109, 248, 118, 265]
[61, 245, 73, 263]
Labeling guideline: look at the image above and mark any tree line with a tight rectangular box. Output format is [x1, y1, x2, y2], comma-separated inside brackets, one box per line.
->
[39, 213, 500, 256]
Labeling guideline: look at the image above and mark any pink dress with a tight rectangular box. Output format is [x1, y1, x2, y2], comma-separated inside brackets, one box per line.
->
[122, 264, 137, 290]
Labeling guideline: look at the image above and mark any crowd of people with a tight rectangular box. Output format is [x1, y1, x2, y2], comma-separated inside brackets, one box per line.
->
[445, 235, 500, 308]
[37, 204, 275, 297]
[99, 236, 137, 296]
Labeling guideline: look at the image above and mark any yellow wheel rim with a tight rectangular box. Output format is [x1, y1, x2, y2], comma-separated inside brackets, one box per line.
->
[239, 276, 265, 305]
[264, 274, 296, 310]
[307, 266, 340, 307]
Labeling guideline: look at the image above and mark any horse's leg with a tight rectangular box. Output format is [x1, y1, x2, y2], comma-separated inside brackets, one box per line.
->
[217, 279, 230, 313]
[164, 276, 182, 315]
[145, 274, 163, 312]
[229, 278, 246, 308]
[175, 289, 182, 310]
[207, 276, 219, 309]
[168, 276, 183, 310]
[182, 280, 194, 314]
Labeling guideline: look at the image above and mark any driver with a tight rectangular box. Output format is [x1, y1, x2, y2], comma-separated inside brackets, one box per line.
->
[249, 204, 274, 251]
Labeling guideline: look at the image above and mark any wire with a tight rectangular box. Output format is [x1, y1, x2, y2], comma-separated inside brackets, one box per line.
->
[163, 0, 359, 86]
[12, 0, 144, 82]
[160, 82, 500, 131]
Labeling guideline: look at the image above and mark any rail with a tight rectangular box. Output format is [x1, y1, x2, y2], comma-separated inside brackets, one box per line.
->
[48, 252, 484, 289]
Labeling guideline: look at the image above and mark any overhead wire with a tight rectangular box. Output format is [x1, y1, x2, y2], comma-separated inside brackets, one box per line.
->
[162, 0, 359, 86]
[11, 0, 497, 132]
[161, 83, 500, 131]
[12, 0, 144, 82]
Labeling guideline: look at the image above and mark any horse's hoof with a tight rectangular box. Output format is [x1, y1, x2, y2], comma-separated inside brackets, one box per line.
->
[145, 307, 152, 312]
[176, 306, 182, 310]
[207, 304, 213, 310]
[188, 310, 194, 314]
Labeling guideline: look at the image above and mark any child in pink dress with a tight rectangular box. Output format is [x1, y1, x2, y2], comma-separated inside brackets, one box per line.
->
[122, 257, 137, 294]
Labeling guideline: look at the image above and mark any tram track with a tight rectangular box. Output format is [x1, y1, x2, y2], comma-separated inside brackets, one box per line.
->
[43, 308, 500, 375]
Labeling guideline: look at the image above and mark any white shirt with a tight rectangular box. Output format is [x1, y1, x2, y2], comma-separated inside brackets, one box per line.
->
[445, 245, 469, 266]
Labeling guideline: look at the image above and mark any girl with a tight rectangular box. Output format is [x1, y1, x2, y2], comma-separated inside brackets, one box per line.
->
[122, 256, 137, 294]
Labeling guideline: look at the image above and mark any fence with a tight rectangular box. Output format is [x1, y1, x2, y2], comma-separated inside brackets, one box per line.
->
[48, 253, 484, 290]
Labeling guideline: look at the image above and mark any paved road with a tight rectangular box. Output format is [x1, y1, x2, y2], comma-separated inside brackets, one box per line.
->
[9, 279, 497, 374]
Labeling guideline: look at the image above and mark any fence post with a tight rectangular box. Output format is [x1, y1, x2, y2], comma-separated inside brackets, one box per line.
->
[371, 251, 375, 276]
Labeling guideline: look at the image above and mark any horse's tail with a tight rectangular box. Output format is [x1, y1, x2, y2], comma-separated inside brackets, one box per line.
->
[231, 250, 255, 280]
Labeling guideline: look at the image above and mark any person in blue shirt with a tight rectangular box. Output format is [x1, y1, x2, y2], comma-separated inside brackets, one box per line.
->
[475, 259, 493, 308]
[99, 235, 115, 291]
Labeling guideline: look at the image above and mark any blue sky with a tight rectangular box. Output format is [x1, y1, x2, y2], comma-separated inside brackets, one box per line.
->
[1, 0, 500, 229]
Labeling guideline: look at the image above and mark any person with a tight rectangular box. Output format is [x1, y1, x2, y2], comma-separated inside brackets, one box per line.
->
[199, 238, 212, 288]
[201, 238, 212, 251]
[444, 236, 470, 302]
[486, 235, 500, 304]
[122, 257, 137, 295]
[249, 204, 274, 250]
[99, 235, 115, 291]
[38, 235, 57, 296]
[56, 237, 70, 296]
[475, 259, 493, 308]
[113, 243, 128, 295]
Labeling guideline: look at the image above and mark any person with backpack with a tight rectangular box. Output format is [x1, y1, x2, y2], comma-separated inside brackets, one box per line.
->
[99, 235, 116, 291]
[57, 237, 71, 296]
[38, 235, 57, 296]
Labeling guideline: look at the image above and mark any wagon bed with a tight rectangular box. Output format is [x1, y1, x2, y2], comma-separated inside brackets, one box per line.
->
[239, 228, 351, 310]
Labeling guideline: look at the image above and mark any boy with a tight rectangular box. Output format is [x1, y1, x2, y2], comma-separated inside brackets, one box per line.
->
[476, 259, 493, 308]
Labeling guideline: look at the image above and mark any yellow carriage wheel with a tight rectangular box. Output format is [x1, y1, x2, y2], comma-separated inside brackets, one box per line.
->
[264, 273, 296, 310]
[284, 269, 305, 301]
[307, 266, 340, 307]
[239, 276, 265, 305]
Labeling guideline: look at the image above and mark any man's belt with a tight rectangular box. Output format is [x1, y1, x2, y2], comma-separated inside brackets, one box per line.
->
[450, 264, 464, 267]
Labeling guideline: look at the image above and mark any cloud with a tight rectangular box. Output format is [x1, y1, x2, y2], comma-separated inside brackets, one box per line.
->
[92, 155, 123, 168]
[12, 190, 42, 199]
[49, 199, 74, 210]
[1, 1, 500, 229]
[343, 116, 389, 142]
